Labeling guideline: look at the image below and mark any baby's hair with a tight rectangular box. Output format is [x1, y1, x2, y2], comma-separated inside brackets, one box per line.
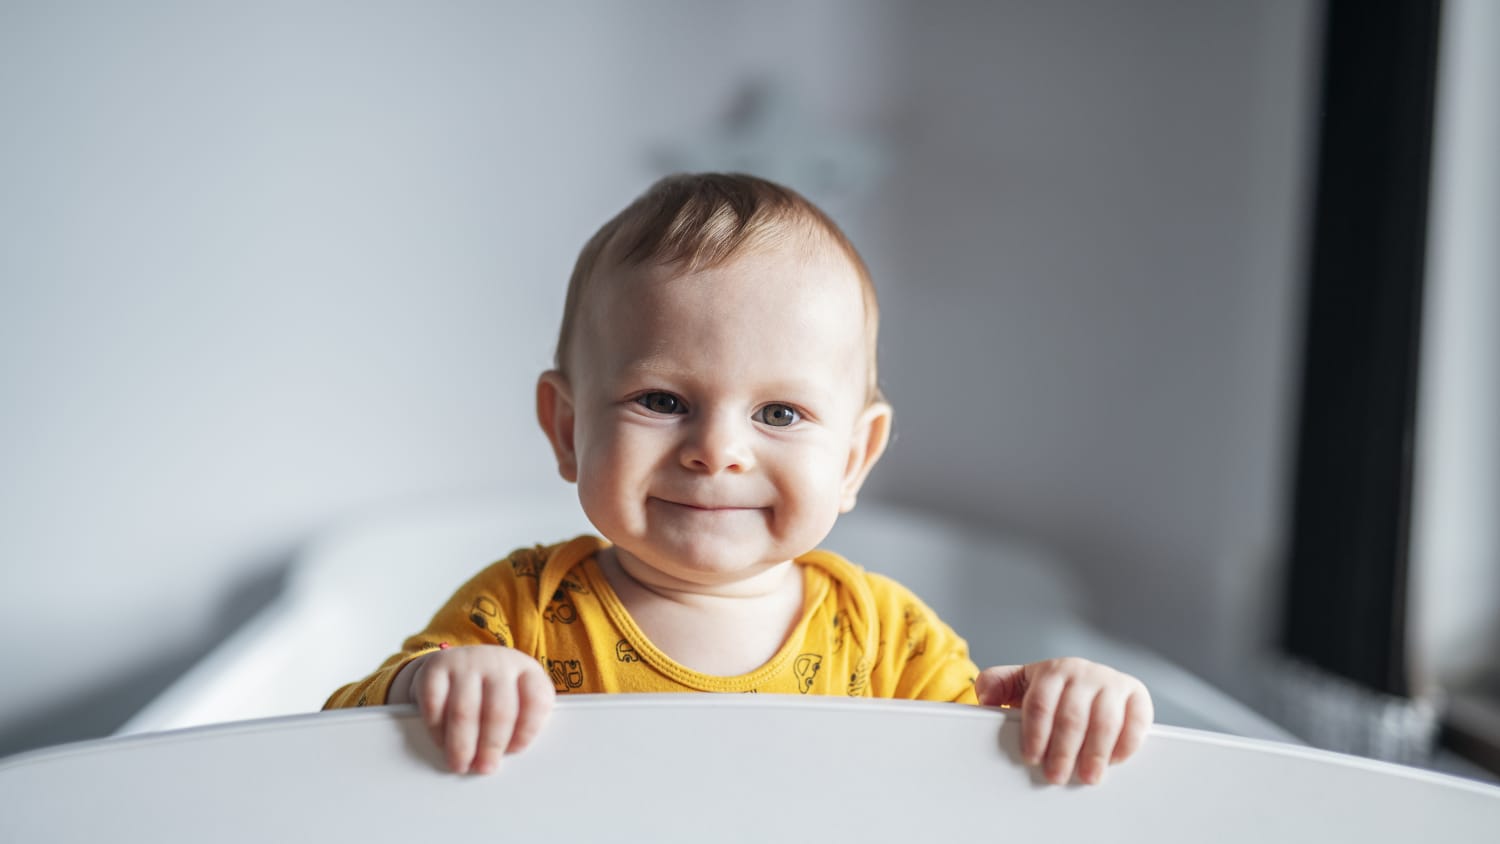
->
[555, 172, 883, 403]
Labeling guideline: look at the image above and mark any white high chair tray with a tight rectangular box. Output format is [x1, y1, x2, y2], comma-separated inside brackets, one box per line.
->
[4, 696, 1497, 842]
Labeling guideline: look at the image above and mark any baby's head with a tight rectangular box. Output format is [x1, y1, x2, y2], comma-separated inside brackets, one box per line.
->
[555, 173, 883, 403]
[537, 173, 892, 584]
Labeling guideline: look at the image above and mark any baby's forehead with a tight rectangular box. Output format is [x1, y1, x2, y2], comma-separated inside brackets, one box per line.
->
[595, 235, 863, 306]
[584, 258, 865, 381]
[584, 260, 863, 356]
[563, 233, 879, 399]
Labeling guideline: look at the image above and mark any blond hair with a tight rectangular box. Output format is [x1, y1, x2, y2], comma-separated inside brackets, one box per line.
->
[555, 173, 882, 402]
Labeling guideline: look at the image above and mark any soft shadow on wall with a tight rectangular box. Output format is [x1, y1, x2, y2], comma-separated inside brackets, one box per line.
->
[0, 550, 293, 759]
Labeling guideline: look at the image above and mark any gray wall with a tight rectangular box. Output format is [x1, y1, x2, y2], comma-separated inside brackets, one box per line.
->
[868, 1, 1320, 702]
[0, 0, 1320, 754]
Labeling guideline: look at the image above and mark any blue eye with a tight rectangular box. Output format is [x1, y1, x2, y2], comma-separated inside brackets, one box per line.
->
[757, 403, 800, 428]
[637, 392, 685, 415]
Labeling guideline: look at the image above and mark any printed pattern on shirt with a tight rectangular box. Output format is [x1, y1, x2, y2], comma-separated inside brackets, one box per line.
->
[512, 552, 542, 579]
[469, 596, 512, 647]
[545, 589, 578, 624]
[903, 604, 928, 658]
[848, 656, 871, 697]
[547, 658, 585, 692]
[794, 653, 823, 693]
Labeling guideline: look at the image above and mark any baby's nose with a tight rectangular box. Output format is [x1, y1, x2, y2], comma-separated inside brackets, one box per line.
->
[680, 412, 755, 473]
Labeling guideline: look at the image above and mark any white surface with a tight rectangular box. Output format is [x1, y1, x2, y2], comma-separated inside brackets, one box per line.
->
[119, 491, 1294, 743]
[7, 697, 1499, 843]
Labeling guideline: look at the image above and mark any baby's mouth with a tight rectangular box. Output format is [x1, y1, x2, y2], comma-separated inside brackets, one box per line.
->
[650, 496, 762, 512]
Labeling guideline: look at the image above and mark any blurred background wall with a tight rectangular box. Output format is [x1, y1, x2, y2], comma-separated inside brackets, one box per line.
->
[0, 0, 1321, 754]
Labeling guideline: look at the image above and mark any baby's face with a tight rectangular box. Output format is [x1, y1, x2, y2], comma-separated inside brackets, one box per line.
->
[546, 244, 887, 586]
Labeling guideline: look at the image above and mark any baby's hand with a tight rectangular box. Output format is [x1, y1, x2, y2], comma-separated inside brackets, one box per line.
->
[975, 658, 1153, 785]
[392, 645, 556, 775]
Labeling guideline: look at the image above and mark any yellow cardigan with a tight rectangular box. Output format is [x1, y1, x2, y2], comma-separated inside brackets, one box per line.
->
[325, 536, 979, 708]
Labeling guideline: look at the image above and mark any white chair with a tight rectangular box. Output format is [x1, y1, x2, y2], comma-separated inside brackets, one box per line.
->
[7, 697, 1498, 842]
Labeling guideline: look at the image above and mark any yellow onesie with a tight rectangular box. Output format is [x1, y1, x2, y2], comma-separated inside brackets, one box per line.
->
[325, 535, 980, 709]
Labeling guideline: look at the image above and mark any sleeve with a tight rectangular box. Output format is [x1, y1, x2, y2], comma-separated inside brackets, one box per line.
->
[322, 546, 545, 710]
[866, 574, 980, 705]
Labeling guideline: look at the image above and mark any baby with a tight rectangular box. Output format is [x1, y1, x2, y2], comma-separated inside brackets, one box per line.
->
[326, 173, 1153, 785]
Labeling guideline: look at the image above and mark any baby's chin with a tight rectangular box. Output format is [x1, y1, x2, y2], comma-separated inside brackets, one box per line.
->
[612, 535, 803, 591]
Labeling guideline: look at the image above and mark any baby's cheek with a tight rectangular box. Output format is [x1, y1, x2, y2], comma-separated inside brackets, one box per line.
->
[574, 449, 632, 529]
[773, 456, 848, 542]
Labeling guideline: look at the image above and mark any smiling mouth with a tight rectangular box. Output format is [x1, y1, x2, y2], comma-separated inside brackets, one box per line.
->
[651, 497, 762, 512]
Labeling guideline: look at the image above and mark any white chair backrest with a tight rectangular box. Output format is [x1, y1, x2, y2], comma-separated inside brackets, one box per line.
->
[8, 697, 1499, 842]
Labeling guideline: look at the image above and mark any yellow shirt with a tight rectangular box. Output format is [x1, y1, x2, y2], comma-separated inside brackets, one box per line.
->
[324, 536, 980, 708]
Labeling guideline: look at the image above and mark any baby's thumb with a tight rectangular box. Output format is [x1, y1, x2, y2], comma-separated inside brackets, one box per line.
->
[974, 664, 1028, 707]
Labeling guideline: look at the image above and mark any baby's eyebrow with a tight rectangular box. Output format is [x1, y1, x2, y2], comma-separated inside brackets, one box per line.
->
[755, 378, 828, 399]
[613, 358, 685, 381]
[622, 356, 676, 373]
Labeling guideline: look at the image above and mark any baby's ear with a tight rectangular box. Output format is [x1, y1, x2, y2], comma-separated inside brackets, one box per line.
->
[536, 370, 578, 483]
[839, 401, 892, 513]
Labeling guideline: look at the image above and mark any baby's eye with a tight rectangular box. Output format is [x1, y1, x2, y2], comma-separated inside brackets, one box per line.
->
[756, 403, 800, 428]
[637, 392, 686, 415]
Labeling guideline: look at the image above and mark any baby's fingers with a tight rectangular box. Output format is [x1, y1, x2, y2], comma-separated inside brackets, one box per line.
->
[443, 672, 484, 774]
[412, 662, 451, 750]
[470, 674, 519, 775]
[1041, 681, 1092, 785]
[1076, 690, 1126, 785]
[509, 666, 557, 755]
[1020, 668, 1066, 766]
[1111, 687, 1154, 764]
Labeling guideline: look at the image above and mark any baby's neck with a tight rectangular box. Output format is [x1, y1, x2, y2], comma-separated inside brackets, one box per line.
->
[594, 546, 806, 676]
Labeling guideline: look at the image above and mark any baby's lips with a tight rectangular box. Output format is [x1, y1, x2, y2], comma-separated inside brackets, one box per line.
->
[656, 496, 760, 510]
